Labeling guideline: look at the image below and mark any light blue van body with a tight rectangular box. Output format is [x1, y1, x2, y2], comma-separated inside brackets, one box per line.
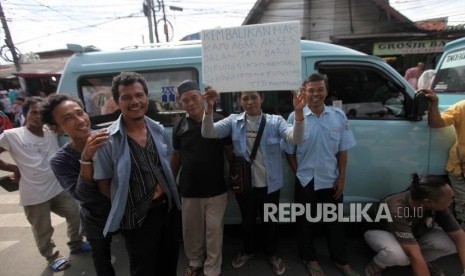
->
[57, 39, 462, 223]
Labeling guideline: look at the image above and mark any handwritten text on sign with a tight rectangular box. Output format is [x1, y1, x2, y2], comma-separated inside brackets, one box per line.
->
[202, 21, 301, 92]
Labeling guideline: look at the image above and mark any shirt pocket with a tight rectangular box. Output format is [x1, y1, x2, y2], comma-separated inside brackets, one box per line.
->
[295, 132, 310, 155]
[232, 132, 243, 154]
[329, 131, 340, 152]
[266, 137, 281, 155]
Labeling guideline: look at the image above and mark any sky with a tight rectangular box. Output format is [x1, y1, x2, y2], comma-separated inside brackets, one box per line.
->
[0, 0, 464, 59]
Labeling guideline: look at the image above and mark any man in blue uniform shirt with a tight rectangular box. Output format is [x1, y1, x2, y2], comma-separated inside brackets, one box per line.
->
[282, 73, 359, 276]
[93, 72, 181, 276]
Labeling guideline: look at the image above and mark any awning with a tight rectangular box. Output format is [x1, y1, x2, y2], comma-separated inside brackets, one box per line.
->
[0, 58, 69, 79]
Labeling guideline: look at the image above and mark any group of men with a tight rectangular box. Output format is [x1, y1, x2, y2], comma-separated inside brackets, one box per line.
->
[1, 70, 465, 276]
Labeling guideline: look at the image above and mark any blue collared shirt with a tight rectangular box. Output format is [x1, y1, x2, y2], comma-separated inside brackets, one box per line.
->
[94, 115, 181, 235]
[203, 112, 303, 193]
[281, 105, 356, 190]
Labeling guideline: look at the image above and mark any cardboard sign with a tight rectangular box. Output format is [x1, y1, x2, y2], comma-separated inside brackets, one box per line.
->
[202, 21, 301, 92]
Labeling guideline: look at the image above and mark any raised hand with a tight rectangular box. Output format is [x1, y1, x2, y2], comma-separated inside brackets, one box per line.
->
[292, 90, 307, 111]
[203, 86, 219, 115]
[81, 129, 109, 162]
[420, 88, 438, 104]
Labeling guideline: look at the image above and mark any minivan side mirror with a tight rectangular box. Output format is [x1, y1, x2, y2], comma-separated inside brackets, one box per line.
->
[410, 91, 429, 121]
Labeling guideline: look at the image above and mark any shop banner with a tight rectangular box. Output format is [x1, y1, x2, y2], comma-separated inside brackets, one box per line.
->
[373, 40, 449, 56]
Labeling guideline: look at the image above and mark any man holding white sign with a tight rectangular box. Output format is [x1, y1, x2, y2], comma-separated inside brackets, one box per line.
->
[202, 88, 306, 275]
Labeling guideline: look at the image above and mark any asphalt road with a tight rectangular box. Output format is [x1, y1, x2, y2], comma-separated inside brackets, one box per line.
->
[0, 151, 463, 276]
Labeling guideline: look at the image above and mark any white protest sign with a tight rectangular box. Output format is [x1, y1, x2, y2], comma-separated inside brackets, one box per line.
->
[202, 21, 301, 92]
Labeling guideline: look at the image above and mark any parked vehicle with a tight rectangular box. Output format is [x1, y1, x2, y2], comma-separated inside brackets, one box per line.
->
[57, 39, 454, 223]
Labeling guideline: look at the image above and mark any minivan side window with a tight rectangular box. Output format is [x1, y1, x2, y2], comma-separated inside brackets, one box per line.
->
[317, 63, 406, 119]
[220, 91, 294, 120]
[78, 68, 198, 127]
[433, 48, 465, 93]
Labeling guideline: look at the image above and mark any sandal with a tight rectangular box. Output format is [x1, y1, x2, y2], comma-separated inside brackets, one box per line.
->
[232, 251, 255, 268]
[49, 252, 71, 272]
[270, 256, 286, 275]
[184, 266, 202, 276]
[303, 260, 325, 276]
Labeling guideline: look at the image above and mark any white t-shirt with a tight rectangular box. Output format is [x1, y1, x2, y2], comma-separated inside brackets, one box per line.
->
[0, 126, 63, 206]
[246, 115, 266, 188]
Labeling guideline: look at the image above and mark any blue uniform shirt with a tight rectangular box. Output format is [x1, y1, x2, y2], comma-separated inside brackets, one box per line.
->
[94, 115, 181, 236]
[204, 112, 302, 194]
[281, 105, 356, 190]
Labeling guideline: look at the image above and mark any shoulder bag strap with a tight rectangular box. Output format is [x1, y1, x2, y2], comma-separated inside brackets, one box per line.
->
[249, 114, 266, 163]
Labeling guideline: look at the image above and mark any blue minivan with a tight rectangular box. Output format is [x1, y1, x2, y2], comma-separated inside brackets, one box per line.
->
[57, 38, 463, 223]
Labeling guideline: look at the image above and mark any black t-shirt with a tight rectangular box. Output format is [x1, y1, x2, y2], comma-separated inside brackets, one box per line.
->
[373, 191, 460, 244]
[50, 144, 111, 239]
[173, 113, 231, 197]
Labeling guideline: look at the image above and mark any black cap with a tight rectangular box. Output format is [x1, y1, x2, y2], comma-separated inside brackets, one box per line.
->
[177, 80, 200, 96]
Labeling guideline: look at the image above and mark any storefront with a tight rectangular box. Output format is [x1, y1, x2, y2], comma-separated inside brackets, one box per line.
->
[373, 39, 450, 74]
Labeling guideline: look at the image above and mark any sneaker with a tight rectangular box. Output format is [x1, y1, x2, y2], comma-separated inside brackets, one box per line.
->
[231, 251, 255, 268]
[427, 262, 445, 276]
[270, 256, 286, 275]
[70, 241, 91, 254]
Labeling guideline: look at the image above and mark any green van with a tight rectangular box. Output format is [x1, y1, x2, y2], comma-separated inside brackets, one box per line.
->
[57, 39, 460, 223]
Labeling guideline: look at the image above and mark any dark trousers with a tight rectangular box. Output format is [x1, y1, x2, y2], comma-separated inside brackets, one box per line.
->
[295, 178, 348, 265]
[88, 235, 115, 276]
[235, 187, 280, 256]
[121, 201, 180, 276]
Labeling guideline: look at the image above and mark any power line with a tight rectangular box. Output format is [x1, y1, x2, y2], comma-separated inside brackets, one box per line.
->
[15, 12, 142, 45]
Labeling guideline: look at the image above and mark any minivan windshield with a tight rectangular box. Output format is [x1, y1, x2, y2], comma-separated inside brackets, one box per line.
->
[433, 48, 465, 93]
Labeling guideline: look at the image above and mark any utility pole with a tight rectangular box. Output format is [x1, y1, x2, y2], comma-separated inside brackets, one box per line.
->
[152, 0, 160, 43]
[143, 0, 154, 43]
[161, 0, 169, 42]
[0, 2, 21, 72]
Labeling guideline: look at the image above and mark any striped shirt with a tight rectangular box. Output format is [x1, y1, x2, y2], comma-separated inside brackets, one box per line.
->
[121, 131, 172, 229]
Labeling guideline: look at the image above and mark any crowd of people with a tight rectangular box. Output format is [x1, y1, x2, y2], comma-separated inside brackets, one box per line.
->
[1, 70, 465, 276]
